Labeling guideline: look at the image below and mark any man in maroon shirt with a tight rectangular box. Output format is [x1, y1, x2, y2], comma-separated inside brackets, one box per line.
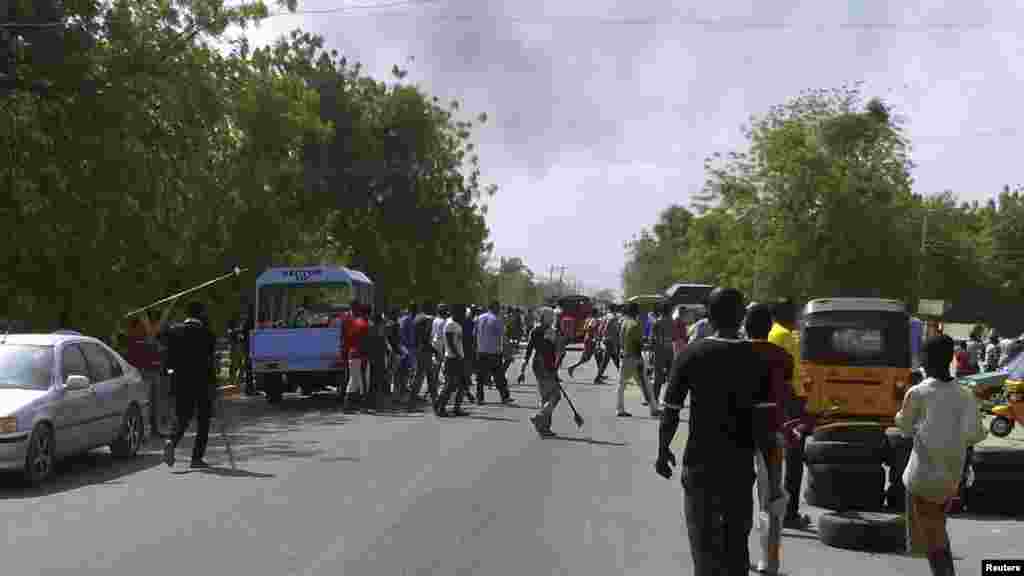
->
[744, 302, 794, 574]
[126, 304, 178, 438]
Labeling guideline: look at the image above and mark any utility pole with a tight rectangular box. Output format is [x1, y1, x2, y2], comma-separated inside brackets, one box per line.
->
[917, 209, 929, 305]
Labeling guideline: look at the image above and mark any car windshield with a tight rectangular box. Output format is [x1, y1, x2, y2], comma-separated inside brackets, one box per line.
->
[0, 344, 55, 390]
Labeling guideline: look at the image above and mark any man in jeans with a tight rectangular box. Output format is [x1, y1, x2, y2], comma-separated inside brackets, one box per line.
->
[655, 287, 767, 575]
[475, 301, 514, 404]
[617, 302, 658, 418]
[408, 302, 436, 410]
[768, 297, 811, 530]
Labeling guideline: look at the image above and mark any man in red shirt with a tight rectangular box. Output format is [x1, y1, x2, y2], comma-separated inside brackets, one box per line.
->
[566, 309, 600, 381]
[343, 302, 370, 412]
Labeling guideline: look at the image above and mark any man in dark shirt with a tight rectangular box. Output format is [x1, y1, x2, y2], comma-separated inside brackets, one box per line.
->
[654, 287, 767, 576]
[408, 302, 436, 410]
[160, 301, 218, 469]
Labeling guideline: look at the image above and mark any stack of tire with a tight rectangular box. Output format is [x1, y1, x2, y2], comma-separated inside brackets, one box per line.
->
[803, 425, 887, 512]
[808, 425, 908, 553]
[883, 427, 913, 511]
[963, 446, 1024, 516]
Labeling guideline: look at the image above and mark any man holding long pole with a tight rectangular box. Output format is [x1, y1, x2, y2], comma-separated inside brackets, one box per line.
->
[160, 301, 217, 469]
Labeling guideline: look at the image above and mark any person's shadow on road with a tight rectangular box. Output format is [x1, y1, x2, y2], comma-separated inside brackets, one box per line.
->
[172, 466, 275, 478]
[550, 435, 628, 447]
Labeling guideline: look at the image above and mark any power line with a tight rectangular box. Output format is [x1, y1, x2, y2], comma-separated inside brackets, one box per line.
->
[255, 3, 1002, 30]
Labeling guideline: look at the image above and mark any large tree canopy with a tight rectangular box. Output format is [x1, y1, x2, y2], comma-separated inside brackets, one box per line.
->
[1, 0, 497, 336]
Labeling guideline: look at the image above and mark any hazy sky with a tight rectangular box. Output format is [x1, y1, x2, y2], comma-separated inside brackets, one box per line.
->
[240, 0, 1024, 296]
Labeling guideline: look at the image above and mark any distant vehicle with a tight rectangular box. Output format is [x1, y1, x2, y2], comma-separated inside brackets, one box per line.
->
[0, 332, 148, 485]
[250, 266, 374, 404]
[549, 295, 593, 344]
[664, 282, 714, 308]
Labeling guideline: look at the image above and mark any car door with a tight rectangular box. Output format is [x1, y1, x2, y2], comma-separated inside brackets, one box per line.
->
[79, 342, 122, 444]
[55, 343, 100, 456]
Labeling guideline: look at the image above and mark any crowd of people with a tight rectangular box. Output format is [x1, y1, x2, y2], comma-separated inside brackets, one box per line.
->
[119, 289, 989, 575]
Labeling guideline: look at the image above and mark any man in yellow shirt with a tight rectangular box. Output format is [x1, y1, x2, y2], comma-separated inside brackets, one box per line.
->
[768, 298, 811, 530]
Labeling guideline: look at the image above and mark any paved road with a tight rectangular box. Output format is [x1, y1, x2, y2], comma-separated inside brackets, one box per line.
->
[1, 351, 1021, 575]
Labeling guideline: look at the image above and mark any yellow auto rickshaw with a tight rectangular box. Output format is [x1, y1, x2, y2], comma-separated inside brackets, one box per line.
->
[800, 298, 913, 422]
[990, 368, 1024, 437]
[794, 298, 915, 512]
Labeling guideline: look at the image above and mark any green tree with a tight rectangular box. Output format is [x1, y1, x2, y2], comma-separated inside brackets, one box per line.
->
[696, 84, 917, 302]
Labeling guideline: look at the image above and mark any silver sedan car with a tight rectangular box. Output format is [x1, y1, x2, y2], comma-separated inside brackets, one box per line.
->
[0, 332, 149, 485]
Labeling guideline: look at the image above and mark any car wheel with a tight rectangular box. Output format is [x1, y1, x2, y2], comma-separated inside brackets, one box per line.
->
[111, 405, 144, 458]
[24, 424, 55, 487]
[990, 416, 1013, 437]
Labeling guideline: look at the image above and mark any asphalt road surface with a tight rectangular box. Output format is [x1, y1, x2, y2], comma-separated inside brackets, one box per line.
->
[1, 351, 1022, 575]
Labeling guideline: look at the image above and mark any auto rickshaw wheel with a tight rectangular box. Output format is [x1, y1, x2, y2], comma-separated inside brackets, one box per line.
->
[989, 416, 1014, 437]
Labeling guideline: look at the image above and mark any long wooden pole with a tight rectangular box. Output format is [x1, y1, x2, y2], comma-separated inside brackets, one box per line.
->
[123, 267, 248, 319]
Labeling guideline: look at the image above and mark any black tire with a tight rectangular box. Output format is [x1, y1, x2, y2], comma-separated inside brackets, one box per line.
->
[805, 463, 885, 511]
[884, 428, 913, 469]
[804, 437, 885, 465]
[989, 416, 1014, 437]
[971, 446, 1024, 471]
[818, 511, 905, 553]
[812, 424, 886, 445]
[110, 404, 144, 458]
[24, 423, 56, 487]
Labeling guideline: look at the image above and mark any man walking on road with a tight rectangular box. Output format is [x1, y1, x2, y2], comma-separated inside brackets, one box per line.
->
[160, 301, 217, 469]
[408, 302, 436, 410]
[476, 301, 514, 404]
[896, 334, 986, 575]
[768, 297, 811, 530]
[617, 302, 658, 418]
[435, 304, 470, 417]
[596, 305, 622, 382]
[431, 304, 449, 396]
[566, 308, 600, 381]
[745, 303, 794, 575]
[654, 287, 767, 576]
[520, 307, 561, 437]
[397, 303, 418, 400]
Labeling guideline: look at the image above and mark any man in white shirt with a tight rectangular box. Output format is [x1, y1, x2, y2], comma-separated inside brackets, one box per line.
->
[896, 334, 986, 573]
[431, 304, 449, 390]
[434, 304, 469, 417]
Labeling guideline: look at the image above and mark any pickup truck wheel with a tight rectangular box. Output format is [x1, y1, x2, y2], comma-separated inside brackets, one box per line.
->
[818, 511, 905, 553]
